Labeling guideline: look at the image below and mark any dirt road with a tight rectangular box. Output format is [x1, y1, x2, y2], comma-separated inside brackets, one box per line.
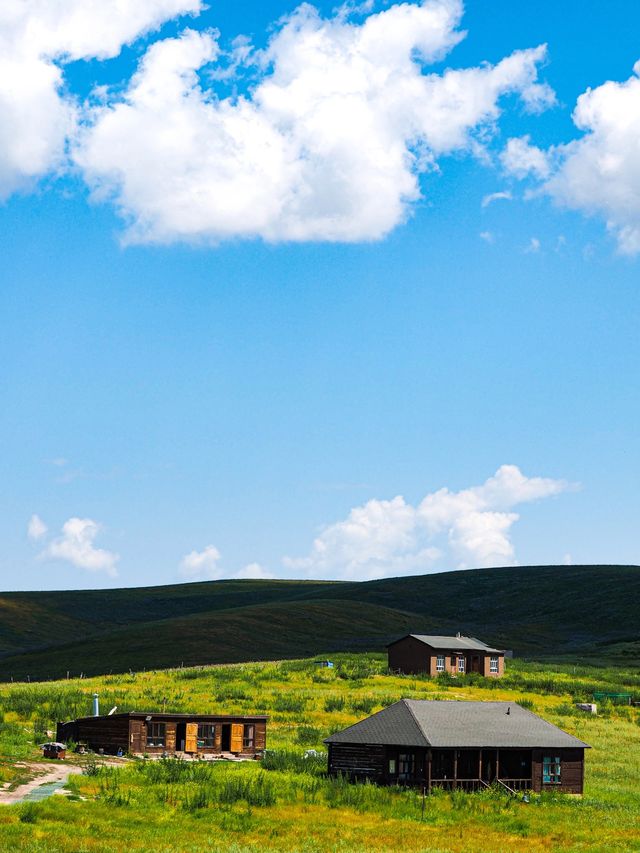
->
[0, 762, 84, 805]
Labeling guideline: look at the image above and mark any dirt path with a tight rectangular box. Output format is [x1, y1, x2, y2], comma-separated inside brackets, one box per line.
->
[0, 762, 84, 805]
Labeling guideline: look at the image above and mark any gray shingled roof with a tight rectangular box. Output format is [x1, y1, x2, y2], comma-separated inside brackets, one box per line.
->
[390, 634, 503, 652]
[325, 700, 589, 749]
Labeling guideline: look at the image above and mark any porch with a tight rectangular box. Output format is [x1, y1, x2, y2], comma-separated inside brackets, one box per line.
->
[386, 747, 533, 792]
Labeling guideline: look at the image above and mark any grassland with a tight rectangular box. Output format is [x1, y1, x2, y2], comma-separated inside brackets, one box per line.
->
[0, 654, 639, 851]
[1, 564, 640, 680]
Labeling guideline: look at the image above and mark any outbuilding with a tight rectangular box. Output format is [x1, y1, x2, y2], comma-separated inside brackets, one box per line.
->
[388, 633, 505, 677]
[57, 712, 267, 758]
[325, 700, 589, 794]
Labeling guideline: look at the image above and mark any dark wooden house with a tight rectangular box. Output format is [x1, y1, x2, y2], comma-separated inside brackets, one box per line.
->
[57, 712, 267, 758]
[388, 634, 505, 677]
[325, 700, 589, 794]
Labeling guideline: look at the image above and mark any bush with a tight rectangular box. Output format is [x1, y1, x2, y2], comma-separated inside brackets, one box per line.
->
[262, 749, 326, 775]
[273, 695, 308, 713]
[323, 696, 345, 713]
[349, 697, 376, 715]
[296, 725, 322, 746]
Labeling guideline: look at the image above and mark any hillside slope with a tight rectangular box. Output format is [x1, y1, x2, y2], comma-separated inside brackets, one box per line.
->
[0, 565, 638, 680]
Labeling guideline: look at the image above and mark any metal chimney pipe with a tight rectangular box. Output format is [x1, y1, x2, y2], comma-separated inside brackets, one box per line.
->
[93, 693, 100, 716]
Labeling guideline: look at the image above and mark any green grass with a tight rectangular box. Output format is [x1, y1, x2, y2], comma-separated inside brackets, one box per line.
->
[0, 654, 640, 850]
[1, 565, 640, 681]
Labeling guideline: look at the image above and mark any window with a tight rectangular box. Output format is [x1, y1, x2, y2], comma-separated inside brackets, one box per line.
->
[436, 655, 445, 672]
[388, 758, 396, 775]
[398, 753, 415, 780]
[243, 724, 255, 749]
[489, 656, 499, 673]
[457, 656, 465, 673]
[146, 722, 166, 747]
[543, 756, 561, 784]
[197, 724, 216, 748]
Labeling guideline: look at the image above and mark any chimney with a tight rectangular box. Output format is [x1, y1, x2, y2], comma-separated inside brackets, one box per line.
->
[93, 693, 100, 717]
[456, 632, 461, 638]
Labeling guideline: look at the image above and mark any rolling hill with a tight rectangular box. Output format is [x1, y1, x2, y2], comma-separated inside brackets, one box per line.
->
[0, 564, 638, 680]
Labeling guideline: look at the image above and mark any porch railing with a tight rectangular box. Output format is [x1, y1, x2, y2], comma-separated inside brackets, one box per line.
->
[429, 777, 531, 793]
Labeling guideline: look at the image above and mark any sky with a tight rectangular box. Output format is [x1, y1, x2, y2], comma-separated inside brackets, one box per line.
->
[0, 0, 639, 590]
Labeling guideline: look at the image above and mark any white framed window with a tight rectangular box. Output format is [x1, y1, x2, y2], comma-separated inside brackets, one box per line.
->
[543, 756, 561, 784]
[489, 656, 499, 673]
[457, 656, 465, 673]
[436, 655, 445, 672]
[388, 758, 396, 775]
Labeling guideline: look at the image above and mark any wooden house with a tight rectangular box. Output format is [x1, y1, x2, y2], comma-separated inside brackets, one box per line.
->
[57, 712, 267, 758]
[388, 633, 505, 677]
[325, 700, 589, 794]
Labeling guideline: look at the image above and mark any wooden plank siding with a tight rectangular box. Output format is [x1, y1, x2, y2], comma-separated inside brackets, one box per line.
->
[328, 744, 586, 794]
[531, 748, 585, 794]
[58, 713, 267, 758]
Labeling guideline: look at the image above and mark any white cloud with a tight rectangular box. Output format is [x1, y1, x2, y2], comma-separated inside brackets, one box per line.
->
[74, 1, 554, 244]
[501, 135, 550, 179]
[479, 230, 495, 243]
[285, 465, 570, 580]
[543, 61, 640, 255]
[481, 190, 512, 208]
[27, 514, 48, 541]
[234, 562, 275, 580]
[43, 517, 119, 576]
[179, 544, 222, 579]
[525, 236, 540, 253]
[0, 0, 202, 197]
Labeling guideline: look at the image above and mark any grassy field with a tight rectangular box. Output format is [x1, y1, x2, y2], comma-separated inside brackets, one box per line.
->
[1, 565, 640, 680]
[0, 654, 639, 851]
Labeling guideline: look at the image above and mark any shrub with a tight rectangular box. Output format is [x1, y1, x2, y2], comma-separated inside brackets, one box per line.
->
[323, 696, 345, 713]
[296, 725, 322, 746]
[349, 697, 376, 715]
[273, 695, 308, 713]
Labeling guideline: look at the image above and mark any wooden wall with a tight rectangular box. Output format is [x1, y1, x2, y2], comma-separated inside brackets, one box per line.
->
[328, 743, 387, 782]
[57, 716, 130, 753]
[59, 715, 267, 757]
[532, 748, 585, 794]
[388, 636, 431, 674]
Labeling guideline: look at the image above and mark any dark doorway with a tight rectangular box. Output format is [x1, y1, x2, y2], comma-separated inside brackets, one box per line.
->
[221, 724, 231, 751]
[482, 749, 498, 783]
[176, 722, 186, 752]
[471, 656, 481, 673]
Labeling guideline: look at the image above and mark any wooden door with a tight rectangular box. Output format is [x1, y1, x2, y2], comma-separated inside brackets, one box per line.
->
[230, 723, 243, 753]
[130, 720, 143, 754]
[185, 723, 198, 753]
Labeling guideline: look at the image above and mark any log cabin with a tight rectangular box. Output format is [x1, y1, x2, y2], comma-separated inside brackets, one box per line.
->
[325, 700, 589, 794]
[57, 712, 267, 758]
[388, 633, 505, 677]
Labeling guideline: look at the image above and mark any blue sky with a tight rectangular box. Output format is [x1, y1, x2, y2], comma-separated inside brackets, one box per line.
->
[0, 0, 639, 589]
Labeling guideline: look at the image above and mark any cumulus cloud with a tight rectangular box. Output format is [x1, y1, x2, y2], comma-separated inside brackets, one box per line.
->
[179, 544, 222, 579]
[285, 465, 570, 580]
[74, 1, 554, 244]
[0, 0, 202, 197]
[42, 517, 119, 576]
[543, 61, 640, 255]
[234, 563, 275, 580]
[501, 135, 550, 179]
[27, 514, 48, 541]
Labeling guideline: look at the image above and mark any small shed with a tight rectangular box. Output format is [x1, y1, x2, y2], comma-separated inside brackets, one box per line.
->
[325, 700, 589, 794]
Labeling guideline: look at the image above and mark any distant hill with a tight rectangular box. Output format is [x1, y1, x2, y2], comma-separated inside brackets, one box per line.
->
[0, 565, 638, 680]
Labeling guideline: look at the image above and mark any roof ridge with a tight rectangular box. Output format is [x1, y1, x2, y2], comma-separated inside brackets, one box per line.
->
[401, 698, 431, 747]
